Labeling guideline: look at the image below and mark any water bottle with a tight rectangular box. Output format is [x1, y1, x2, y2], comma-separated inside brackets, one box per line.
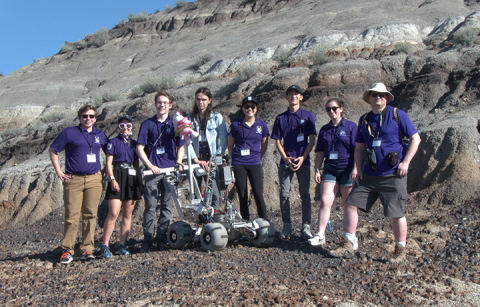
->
[326, 219, 333, 233]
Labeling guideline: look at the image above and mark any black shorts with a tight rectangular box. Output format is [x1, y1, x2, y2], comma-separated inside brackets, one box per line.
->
[105, 167, 142, 200]
[346, 173, 407, 218]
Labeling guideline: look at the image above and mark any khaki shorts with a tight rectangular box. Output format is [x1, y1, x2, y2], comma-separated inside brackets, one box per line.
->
[346, 173, 407, 218]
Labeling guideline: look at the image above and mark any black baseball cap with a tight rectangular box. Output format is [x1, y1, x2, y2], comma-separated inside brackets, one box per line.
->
[117, 115, 133, 123]
[237, 96, 258, 107]
[286, 85, 303, 95]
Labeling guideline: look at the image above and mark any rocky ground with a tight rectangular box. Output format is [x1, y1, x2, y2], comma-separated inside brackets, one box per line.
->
[1, 194, 480, 307]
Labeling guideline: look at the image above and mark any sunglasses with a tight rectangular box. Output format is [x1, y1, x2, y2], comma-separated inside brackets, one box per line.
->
[371, 92, 386, 98]
[326, 106, 340, 113]
[82, 114, 95, 119]
[243, 104, 256, 110]
[118, 123, 132, 129]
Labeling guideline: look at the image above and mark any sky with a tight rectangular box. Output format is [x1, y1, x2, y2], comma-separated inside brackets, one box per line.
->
[0, 0, 193, 75]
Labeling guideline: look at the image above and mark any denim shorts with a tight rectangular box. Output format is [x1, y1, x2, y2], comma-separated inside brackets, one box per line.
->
[321, 164, 353, 187]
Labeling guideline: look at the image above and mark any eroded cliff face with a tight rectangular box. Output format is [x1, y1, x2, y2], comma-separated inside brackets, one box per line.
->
[1, 0, 480, 226]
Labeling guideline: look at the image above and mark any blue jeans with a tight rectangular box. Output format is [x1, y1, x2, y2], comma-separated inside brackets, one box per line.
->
[278, 164, 311, 225]
[143, 174, 173, 243]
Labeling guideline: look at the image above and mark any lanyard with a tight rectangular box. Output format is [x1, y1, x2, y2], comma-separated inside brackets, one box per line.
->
[365, 108, 387, 139]
[241, 119, 255, 146]
[152, 120, 167, 147]
[78, 126, 94, 153]
[121, 135, 134, 162]
[330, 125, 337, 152]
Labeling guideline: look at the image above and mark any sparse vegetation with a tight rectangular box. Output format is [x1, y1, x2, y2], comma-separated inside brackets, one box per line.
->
[130, 75, 177, 98]
[92, 27, 109, 48]
[452, 28, 480, 47]
[194, 52, 215, 67]
[175, 0, 186, 7]
[273, 45, 294, 65]
[392, 42, 415, 55]
[308, 46, 329, 65]
[128, 11, 149, 22]
[59, 28, 109, 54]
[164, 4, 173, 11]
[151, 63, 164, 71]
[1, 128, 23, 140]
[182, 75, 197, 86]
[234, 64, 259, 84]
[0, 72, 3, 77]
[40, 111, 67, 123]
[94, 90, 123, 104]
[119, 18, 126, 25]
[201, 74, 218, 82]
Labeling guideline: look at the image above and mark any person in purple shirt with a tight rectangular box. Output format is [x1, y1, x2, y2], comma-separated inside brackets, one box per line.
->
[271, 85, 316, 240]
[328, 83, 421, 264]
[136, 91, 185, 252]
[49, 105, 108, 264]
[101, 115, 142, 259]
[228, 96, 269, 221]
[308, 98, 358, 247]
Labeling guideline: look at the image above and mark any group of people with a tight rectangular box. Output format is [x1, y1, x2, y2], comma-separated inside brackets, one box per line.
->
[50, 81, 420, 265]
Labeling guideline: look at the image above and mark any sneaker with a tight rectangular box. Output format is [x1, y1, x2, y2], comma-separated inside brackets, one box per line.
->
[328, 237, 358, 259]
[301, 223, 313, 240]
[388, 244, 407, 264]
[101, 245, 112, 259]
[81, 251, 95, 261]
[140, 240, 153, 253]
[117, 244, 130, 255]
[278, 222, 293, 239]
[307, 234, 326, 246]
[59, 251, 73, 264]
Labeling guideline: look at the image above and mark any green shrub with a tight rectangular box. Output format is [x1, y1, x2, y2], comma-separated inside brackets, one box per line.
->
[164, 4, 173, 11]
[40, 111, 67, 123]
[452, 28, 480, 46]
[273, 45, 294, 65]
[182, 75, 197, 85]
[195, 52, 215, 67]
[392, 42, 415, 55]
[59, 43, 74, 54]
[128, 11, 149, 22]
[1, 128, 23, 140]
[94, 90, 123, 104]
[234, 64, 259, 84]
[308, 46, 329, 65]
[92, 27, 109, 48]
[118, 18, 126, 25]
[130, 75, 177, 98]
[201, 74, 217, 82]
[76, 38, 89, 49]
[175, 0, 186, 7]
[130, 86, 144, 99]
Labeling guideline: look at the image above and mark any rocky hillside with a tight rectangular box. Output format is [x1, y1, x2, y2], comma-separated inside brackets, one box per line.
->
[1, 0, 480, 226]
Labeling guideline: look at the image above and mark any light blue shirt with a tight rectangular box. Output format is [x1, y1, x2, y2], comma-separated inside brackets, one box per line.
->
[187, 112, 228, 160]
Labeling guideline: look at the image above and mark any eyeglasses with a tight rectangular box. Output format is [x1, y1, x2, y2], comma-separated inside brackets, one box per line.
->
[118, 123, 132, 130]
[326, 106, 340, 113]
[82, 114, 95, 119]
[371, 92, 386, 98]
[243, 104, 256, 110]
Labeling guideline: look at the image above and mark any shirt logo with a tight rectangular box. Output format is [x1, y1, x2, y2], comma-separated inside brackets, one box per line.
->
[166, 126, 172, 133]
[107, 143, 112, 150]
[95, 136, 100, 144]
[256, 126, 262, 134]
[339, 129, 347, 136]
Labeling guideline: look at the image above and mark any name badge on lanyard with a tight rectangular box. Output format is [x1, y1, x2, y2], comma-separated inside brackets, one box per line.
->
[241, 148, 250, 156]
[297, 133, 304, 142]
[128, 168, 137, 176]
[329, 151, 338, 160]
[156, 146, 165, 155]
[372, 138, 382, 147]
[86, 153, 96, 163]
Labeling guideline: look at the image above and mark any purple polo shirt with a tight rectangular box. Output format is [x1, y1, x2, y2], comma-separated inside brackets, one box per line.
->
[137, 116, 184, 168]
[229, 117, 269, 165]
[271, 107, 317, 166]
[357, 105, 417, 176]
[50, 125, 108, 175]
[315, 118, 357, 169]
[105, 135, 138, 164]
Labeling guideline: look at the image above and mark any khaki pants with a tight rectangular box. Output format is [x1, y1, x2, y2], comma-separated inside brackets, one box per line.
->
[62, 173, 103, 254]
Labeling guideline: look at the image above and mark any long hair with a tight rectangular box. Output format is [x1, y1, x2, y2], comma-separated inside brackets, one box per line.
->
[192, 87, 213, 131]
[325, 98, 344, 118]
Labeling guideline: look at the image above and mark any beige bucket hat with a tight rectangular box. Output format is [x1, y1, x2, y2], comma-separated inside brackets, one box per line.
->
[362, 83, 394, 103]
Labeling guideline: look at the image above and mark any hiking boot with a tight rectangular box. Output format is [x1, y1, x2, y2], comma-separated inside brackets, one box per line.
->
[278, 223, 293, 239]
[156, 241, 167, 251]
[307, 234, 326, 246]
[118, 244, 130, 255]
[328, 237, 357, 259]
[59, 251, 73, 264]
[388, 244, 407, 264]
[140, 240, 153, 253]
[301, 223, 313, 240]
[81, 251, 95, 261]
[101, 245, 112, 259]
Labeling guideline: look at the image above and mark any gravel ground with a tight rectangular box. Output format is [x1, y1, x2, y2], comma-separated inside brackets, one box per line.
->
[1, 197, 480, 306]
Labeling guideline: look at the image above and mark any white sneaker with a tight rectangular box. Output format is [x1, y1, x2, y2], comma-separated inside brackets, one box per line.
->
[301, 223, 313, 239]
[307, 234, 326, 246]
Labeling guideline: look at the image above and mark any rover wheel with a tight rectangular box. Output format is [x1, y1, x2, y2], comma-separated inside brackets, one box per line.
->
[167, 221, 194, 249]
[249, 218, 275, 247]
[200, 223, 228, 251]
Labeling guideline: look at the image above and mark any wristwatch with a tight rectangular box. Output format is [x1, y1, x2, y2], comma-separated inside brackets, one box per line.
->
[110, 176, 115, 181]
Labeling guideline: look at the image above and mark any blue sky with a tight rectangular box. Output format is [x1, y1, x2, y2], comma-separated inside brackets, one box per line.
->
[0, 0, 192, 75]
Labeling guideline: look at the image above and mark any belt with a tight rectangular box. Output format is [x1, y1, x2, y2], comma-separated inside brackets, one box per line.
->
[113, 162, 133, 169]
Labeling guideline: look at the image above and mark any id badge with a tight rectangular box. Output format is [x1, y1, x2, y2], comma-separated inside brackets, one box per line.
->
[297, 133, 304, 142]
[128, 168, 137, 176]
[329, 151, 338, 160]
[372, 138, 382, 147]
[86, 154, 96, 163]
[156, 146, 165, 155]
[241, 148, 250, 156]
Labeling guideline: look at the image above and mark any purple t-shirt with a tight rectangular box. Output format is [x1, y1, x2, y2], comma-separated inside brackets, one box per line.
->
[137, 116, 184, 168]
[315, 118, 357, 169]
[271, 107, 317, 166]
[50, 125, 108, 175]
[105, 135, 138, 164]
[356, 105, 417, 176]
[228, 117, 269, 165]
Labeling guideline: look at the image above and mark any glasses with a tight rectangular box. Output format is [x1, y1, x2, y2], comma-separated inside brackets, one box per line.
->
[243, 104, 256, 110]
[326, 106, 340, 113]
[82, 114, 95, 119]
[371, 92, 386, 98]
[118, 123, 132, 130]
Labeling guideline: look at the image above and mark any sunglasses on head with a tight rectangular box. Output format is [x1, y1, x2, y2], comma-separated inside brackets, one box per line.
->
[243, 104, 256, 110]
[371, 92, 386, 98]
[118, 123, 132, 129]
[326, 106, 340, 113]
[82, 114, 95, 119]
